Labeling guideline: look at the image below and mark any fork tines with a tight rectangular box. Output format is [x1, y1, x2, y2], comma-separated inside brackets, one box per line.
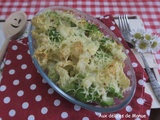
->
[118, 15, 131, 32]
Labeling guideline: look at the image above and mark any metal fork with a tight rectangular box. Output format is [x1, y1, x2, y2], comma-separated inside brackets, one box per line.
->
[118, 15, 160, 102]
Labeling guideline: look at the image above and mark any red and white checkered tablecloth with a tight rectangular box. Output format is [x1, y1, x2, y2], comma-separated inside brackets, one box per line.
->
[0, 1, 159, 119]
[0, 0, 160, 35]
[1, 0, 160, 73]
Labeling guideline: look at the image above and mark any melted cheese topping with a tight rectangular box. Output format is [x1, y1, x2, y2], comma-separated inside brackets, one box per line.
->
[31, 10, 130, 106]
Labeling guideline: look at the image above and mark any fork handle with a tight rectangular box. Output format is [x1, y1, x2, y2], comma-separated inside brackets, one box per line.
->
[140, 52, 160, 102]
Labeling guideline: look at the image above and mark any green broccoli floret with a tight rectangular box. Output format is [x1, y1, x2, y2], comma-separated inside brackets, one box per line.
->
[70, 21, 77, 27]
[75, 87, 99, 103]
[100, 97, 114, 106]
[47, 63, 59, 82]
[46, 11, 60, 27]
[47, 28, 62, 42]
[87, 24, 99, 32]
[63, 74, 86, 96]
[100, 37, 114, 44]
[84, 23, 103, 40]
[75, 88, 88, 102]
[107, 87, 123, 99]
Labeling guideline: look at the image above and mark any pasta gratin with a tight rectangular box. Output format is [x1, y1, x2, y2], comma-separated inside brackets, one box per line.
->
[31, 10, 130, 106]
